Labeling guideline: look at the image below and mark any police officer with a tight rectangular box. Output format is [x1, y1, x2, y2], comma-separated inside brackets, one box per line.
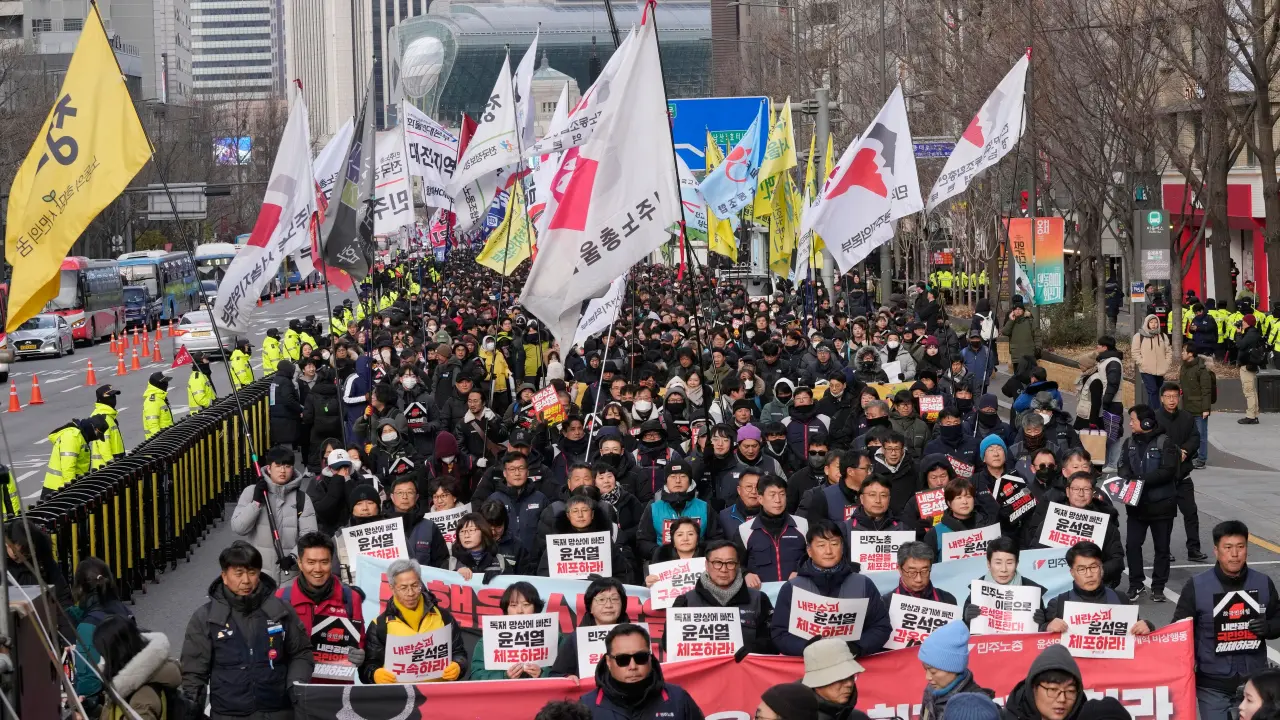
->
[230, 338, 255, 390]
[283, 319, 302, 361]
[89, 385, 124, 470]
[42, 416, 107, 499]
[0, 465, 16, 518]
[1173, 521, 1280, 720]
[188, 351, 217, 414]
[143, 372, 175, 440]
[261, 328, 282, 375]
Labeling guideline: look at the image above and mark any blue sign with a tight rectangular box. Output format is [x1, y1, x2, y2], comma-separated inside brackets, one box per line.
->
[668, 96, 770, 172]
[913, 141, 956, 159]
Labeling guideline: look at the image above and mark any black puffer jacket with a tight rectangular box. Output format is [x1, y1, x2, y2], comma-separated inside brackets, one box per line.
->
[302, 380, 344, 469]
[1000, 644, 1085, 720]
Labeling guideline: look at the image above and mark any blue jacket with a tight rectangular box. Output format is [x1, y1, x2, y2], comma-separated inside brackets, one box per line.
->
[342, 356, 374, 429]
[736, 514, 809, 583]
[770, 560, 892, 657]
[1011, 380, 1062, 415]
[960, 345, 993, 390]
[492, 483, 550, 558]
[582, 661, 704, 720]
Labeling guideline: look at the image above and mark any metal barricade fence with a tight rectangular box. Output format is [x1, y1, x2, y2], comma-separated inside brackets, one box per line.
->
[22, 379, 272, 602]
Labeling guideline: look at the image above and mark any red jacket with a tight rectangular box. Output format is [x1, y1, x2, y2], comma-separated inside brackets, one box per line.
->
[276, 577, 365, 635]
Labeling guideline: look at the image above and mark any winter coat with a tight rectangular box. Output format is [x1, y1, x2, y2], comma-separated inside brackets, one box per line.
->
[302, 380, 344, 469]
[307, 469, 348, 536]
[1002, 312, 1038, 364]
[1001, 646, 1085, 720]
[920, 670, 995, 720]
[359, 594, 469, 684]
[877, 345, 917, 382]
[737, 513, 809, 582]
[537, 505, 630, 581]
[580, 659, 705, 720]
[99, 632, 182, 720]
[770, 559, 892, 657]
[230, 472, 318, 584]
[1178, 356, 1214, 415]
[1132, 315, 1172, 376]
[890, 407, 932, 459]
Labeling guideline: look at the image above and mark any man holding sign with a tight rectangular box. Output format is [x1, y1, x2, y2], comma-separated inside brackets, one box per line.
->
[771, 519, 891, 657]
[673, 540, 776, 654]
[359, 559, 468, 684]
[1042, 543, 1152, 637]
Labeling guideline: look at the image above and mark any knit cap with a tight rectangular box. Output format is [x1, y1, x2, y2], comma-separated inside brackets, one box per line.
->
[918, 619, 970, 673]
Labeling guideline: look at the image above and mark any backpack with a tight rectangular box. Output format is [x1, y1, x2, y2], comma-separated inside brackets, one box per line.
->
[977, 313, 997, 341]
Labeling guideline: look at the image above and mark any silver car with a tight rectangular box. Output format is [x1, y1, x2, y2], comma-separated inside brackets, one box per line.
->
[174, 310, 242, 356]
[10, 314, 74, 358]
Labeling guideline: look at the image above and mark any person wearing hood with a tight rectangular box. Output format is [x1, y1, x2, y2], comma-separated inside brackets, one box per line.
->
[369, 415, 418, 481]
[1008, 415, 1062, 483]
[761, 421, 798, 476]
[959, 330, 994, 393]
[283, 318, 303, 361]
[800, 448, 872, 529]
[360, 559, 467, 684]
[1013, 367, 1062, 415]
[921, 478, 997, 557]
[548, 415, 592, 494]
[1119, 405, 1180, 602]
[261, 327, 283, 375]
[870, 431, 921, 516]
[631, 419, 683, 505]
[140, 371, 175, 440]
[917, 620, 994, 720]
[1132, 313, 1172, 409]
[1002, 301, 1039, 378]
[888, 392, 931, 459]
[264, 360, 301, 449]
[395, 364, 441, 455]
[854, 347, 890, 383]
[70, 557, 134, 708]
[1073, 337, 1124, 434]
[42, 415, 107, 498]
[1042, 541, 1154, 635]
[904, 455, 956, 534]
[878, 330, 916, 382]
[180, 542, 312, 717]
[229, 337, 255, 390]
[672, 538, 775, 654]
[476, 333, 511, 413]
[964, 393, 1016, 445]
[695, 424, 747, 509]
[738, 474, 809, 584]
[302, 367, 345, 471]
[187, 351, 217, 415]
[230, 445, 317, 583]
[93, 614, 182, 720]
[538, 495, 630, 581]
[771, 519, 892, 657]
[923, 407, 981, 470]
[334, 483, 383, 583]
[961, 537, 1048, 626]
[89, 385, 125, 469]
[1001, 644, 1085, 720]
[579, 623, 704, 719]
[636, 460, 721, 561]
[593, 460, 642, 564]
[458, 387, 508, 464]
[309, 449, 354, 535]
[782, 387, 831, 470]
[425, 430, 478, 499]
[761, 378, 795, 425]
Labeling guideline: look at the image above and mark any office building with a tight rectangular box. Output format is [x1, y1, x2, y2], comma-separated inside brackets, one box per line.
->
[283, 0, 369, 142]
[190, 0, 283, 100]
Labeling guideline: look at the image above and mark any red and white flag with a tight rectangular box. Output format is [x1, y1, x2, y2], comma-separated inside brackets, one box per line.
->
[925, 53, 1029, 212]
[213, 91, 316, 332]
[801, 85, 922, 274]
[171, 345, 194, 369]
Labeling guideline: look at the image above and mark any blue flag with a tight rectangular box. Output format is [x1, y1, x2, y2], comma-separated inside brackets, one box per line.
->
[698, 103, 766, 218]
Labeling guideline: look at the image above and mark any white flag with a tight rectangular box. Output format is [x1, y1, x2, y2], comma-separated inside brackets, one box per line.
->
[514, 30, 540, 149]
[402, 102, 460, 209]
[572, 274, 627, 349]
[214, 92, 316, 332]
[314, 118, 354, 205]
[528, 82, 571, 235]
[447, 54, 520, 231]
[523, 28, 636, 159]
[801, 85, 922, 274]
[925, 53, 1028, 212]
[372, 128, 415, 236]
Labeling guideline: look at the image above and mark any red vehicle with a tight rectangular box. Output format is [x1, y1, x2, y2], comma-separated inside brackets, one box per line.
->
[45, 257, 125, 344]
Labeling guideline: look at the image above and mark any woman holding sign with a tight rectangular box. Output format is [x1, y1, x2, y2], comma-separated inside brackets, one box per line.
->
[550, 578, 633, 681]
[447, 513, 517, 579]
[537, 496, 630, 582]
[960, 537, 1047, 627]
[921, 478, 996, 557]
[468, 582, 560, 680]
[359, 558, 468, 684]
[644, 516, 704, 584]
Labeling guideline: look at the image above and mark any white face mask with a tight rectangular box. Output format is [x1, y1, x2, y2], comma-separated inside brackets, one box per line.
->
[441, 455, 456, 465]
[483, 341, 496, 352]
[1038, 411, 1053, 423]
[634, 400, 653, 413]
[381, 431, 398, 443]
[888, 341, 900, 349]
[744, 379, 754, 390]
[380, 349, 392, 362]
[427, 325, 438, 334]
[402, 376, 417, 390]
[350, 458, 362, 471]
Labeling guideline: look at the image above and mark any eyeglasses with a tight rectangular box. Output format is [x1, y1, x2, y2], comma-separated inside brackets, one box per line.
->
[901, 568, 931, 579]
[1036, 684, 1079, 700]
[1072, 564, 1102, 575]
[709, 559, 740, 571]
[394, 582, 423, 593]
[609, 651, 652, 667]
[393, 490, 417, 499]
[593, 595, 622, 606]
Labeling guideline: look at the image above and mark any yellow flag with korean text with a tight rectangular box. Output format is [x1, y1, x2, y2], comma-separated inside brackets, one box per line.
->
[758, 99, 797, 180]
[768, 174, 797, 277]
[475, 184, 532, 275]
[705, 131, 738, 262]
[5, 3, 151, 333]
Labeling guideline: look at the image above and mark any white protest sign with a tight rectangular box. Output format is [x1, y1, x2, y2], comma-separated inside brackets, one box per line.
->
[885, 595, 960, 650]
[342, 517, 407, 563]
[666, 608, 744, 662]
[425, 503, 472, 545]
[941, 524, 1001, 561]
[1039, 502, 1110, 549]
[1062, 601, 1138, 659]
[882, 360, 902, 382]
[481, 612, 559, 669]
[850, 531, 916, 571]
[546, 531, 612, 579]
[648, 558, 706, 610]
[919, 395, 946, 413]
[384, 625, 453, 681]
[575, 622, 650, 678]
[788, 585, 869, 640]
[970, 580, 1041, 634]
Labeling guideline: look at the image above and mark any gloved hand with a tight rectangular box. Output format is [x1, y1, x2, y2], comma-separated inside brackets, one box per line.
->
[1248, 617, 1268, 637]
[373, 668, 398, 684]
[963, 604, 982, 623]
[441, 662, 462, 681]
[252, 480, 268, 505]
[278, 554, 298, 573]
[347, 648, 366, 666]
[1032, 608, 1047, 626]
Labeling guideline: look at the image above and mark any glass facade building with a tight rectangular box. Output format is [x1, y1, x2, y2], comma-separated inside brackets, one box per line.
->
[392, 1, 711, 127]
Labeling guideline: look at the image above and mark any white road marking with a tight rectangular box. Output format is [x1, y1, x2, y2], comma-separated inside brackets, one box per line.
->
[43, 376, 72, 384]
[33, 437, 47, 445]
[22, 490, 40, 499]
[60, 386, 79, 393]
[16, 470, 37, 482]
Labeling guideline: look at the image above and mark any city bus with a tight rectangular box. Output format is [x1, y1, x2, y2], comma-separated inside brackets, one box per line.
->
[117, 250, 199, 327]
[195, 241, 281, 299]
[45, 257, 125, 344]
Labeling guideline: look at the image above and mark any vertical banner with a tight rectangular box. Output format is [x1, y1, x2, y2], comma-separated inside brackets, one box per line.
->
[1062, 602, 1138, 659]
[1006, 217, 1065, 306]
[885, 595, 960, 650]
[481, 613, 559, 669]
[666, 609, 744, 662]
[385, 626, 453, 681]
[970, 580, 1041, 634]
[373, 128, 415, 236]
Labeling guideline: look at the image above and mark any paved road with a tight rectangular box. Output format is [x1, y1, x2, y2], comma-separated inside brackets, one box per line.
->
[0, 287, 354, 504]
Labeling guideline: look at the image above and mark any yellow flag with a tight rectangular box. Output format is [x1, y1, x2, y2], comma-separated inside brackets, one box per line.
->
[5, 3, 150, 333]
[768, 174, 798, 277]
[759, 99, 797, 179]
[813, 134, 836, 255]
[475, 184, 533, 275]
[705, 131, 738, 263]
[803, 134, 816, 199]
[753, 173, 777, 220]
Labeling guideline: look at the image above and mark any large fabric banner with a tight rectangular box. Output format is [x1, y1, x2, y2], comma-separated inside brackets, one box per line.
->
[296, 621, 1196, 720]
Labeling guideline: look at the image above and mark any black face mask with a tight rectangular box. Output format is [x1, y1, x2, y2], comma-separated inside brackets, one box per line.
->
[776, 393, 792, 404]
[867, 416, 892, 429]
[939, 424, 962, 442]
[956, 398, 974, 414]
[861, 361, 876, 371]
[1036, 465, 1059, 482]
[807, 453, 827, 470]
[978, 412, 1000, 427]
[666, 402, 685, 413]
[970, 341, 984, 350]
[766, 439, 787, 456]
[603, 417, 622, 426]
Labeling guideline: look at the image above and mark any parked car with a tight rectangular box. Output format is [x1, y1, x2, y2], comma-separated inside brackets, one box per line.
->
[173, 310, 242, 356]
[11, 314, 74, 359]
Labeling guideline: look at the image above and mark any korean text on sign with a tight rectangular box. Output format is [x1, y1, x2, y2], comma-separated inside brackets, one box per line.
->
[481, 612, 559, 669]
[850, 531, 916, 571]
[532, 385, 566, 425]
[575, 623, 649, 678]
[885, 595, 959, 650]
[666, 608, 743, 662]
[1038, 502, 1110, 549]
[546, 531, 612, 579]
[941, 524, 1001, 561]
[425, 503, 472, 545]
[342, 517, 407, 563]
[915, 489, 946, 524]
[310, 616, 364, 682]
[969, 580, 1041, 635]
[788, 586, 868, 640]
[1062, 601, 1137, 659]
[1213, 590, 1265, 654]
[649, 558, 706, 610]
[385, 625, 452, 681]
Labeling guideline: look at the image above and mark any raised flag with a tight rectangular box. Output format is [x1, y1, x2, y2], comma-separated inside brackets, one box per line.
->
[925, 53, 1029, 212]
[372, 128, 414, 236]
[475, 184, 532, 276]
[801, 85, 922, 274]
[315, 119, 355, 205]
[514, 30, 540, 149]
[758, 99, 797, 180]
[704, 130, 738, 262]
[447, 55, 520, 232]
[675, 154, 708, 245]
[699, 102, 765, 218]
[528, 82, 571, 235]
[5, 2, 151, 333]
[171, 345, 194, 369]
[523, 29, 636, 159]
[767, 174, 797, 277]
[572, 274, 627, 349]
[319, 72, 376, 281]
[402, 103, 459, 208]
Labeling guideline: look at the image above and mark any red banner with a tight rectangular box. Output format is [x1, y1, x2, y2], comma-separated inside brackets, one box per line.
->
[297, 621, 1195, 720]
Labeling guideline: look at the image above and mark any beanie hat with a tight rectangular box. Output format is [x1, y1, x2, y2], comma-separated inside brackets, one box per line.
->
[1244, 314, 1258, 327]
[917, 620, 971, 673]
[977, 393, 998, 412]
[978, 434, 1007, 462]
[759, 683, 820, 720]
[348, 483, 381, 511]
[737, 424, 762, 443]
[943, 692, 1002, 720]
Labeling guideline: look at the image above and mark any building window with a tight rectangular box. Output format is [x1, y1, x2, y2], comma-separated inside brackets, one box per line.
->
[63, 18, 84, 32]
[541, 101, 555, 112]
[31, 18, 52, 34]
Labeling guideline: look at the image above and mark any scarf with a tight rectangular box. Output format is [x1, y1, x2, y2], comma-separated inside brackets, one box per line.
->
[983, 571, 1023, 587]
[299, 575, 335, 606]
[601, 484, 623, 506]
[759, 509, 788, 534]
[394, 596, 426, 630]
[698, 571, 744, 606]
[685, 384, 704, 405]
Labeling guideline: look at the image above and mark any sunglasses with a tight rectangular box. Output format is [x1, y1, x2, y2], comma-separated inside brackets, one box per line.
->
[609, 651, 652, 667]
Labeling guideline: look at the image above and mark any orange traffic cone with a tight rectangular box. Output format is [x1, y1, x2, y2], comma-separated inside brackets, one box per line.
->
[29, 376, 44, 405]
[142, 331, 151, 356]
[269, 292, 275, 304]
[85, 360, 97, 386]
[152, 331, 162, 362]
[109, 333, 117, 354]
[130, 349, 141, 371]
[167, 319, 174, 338]
[116, 352, 128, 376]
[6, 381, 19, 412]
[257, 297, 263, 308]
